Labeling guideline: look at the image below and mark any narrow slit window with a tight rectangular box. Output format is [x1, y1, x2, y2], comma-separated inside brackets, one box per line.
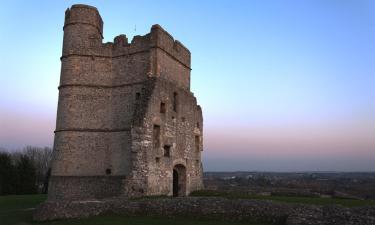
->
[160, 102, 166, 113]
[195, 136, 200, 152]
[173, 92, 178, 112]
[153, 125, 160, 149]
[136, 92, 141, 100]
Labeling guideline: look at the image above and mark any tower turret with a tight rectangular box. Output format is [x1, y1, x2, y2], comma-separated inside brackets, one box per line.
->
[62, 4, 103, 56]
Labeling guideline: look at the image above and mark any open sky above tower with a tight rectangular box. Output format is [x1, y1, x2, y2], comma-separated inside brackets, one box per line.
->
[1, 0, 374, 171]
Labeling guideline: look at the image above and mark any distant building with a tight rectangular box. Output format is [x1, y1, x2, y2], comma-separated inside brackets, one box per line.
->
[48, 4, 203, 201]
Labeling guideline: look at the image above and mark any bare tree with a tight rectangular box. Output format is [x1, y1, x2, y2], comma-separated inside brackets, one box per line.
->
[23, 146, 53, 192]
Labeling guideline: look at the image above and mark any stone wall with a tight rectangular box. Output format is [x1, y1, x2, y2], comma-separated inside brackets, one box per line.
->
[143, 79, 203, 196]
[52, 132, 131, 176]
[47, 176, 125, 200]
[34, 197, 375, 225]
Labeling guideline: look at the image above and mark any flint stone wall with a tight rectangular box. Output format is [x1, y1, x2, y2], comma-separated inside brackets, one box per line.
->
[34, 197, 375, 225]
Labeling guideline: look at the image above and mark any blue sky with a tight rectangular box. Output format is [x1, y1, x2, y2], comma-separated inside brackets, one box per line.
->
[0, 0, 374, 171]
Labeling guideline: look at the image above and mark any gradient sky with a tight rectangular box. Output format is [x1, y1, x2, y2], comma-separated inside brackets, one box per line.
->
[1, 0, 374, 171]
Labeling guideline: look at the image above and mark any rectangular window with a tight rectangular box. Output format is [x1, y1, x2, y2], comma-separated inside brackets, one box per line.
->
[195, 136, 200, 152]
[160, 102, 166, 113]
[153, 125, 160, 149]
[163, 145, 171, 157]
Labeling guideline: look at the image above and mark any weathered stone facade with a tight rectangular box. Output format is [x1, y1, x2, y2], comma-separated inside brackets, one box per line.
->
[48, 4, 204, 201]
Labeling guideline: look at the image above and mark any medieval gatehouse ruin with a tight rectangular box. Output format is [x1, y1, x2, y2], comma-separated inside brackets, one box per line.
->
[48, 4, 204, 201]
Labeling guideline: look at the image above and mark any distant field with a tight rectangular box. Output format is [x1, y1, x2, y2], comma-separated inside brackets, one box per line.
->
[0, 194, 270, 225]
[190, 190, 375, 207]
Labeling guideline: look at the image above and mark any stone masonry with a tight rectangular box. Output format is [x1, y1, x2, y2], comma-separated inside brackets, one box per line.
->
[48, 4, 204, 201]
[34, 197, 375, 224]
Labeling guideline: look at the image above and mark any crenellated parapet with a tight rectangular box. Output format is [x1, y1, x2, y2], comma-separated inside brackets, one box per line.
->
[109, 25, 191, 69]
[61, 4, 191, 89]
[111, 34, 151, 56]
[149, 24, 191, 69]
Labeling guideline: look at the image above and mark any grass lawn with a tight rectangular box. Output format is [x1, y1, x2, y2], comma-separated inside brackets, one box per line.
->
[0, 194, 47, 225]
[2, 192, 374, 225]
[0, 194, 270, 225]
[190, 190, 375, 207]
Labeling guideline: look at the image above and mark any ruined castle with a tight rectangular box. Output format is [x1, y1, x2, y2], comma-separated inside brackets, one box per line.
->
[48, 4, 203, 200]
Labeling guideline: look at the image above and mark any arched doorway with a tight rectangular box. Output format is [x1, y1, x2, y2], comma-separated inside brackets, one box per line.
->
[173, 164, 186, 197]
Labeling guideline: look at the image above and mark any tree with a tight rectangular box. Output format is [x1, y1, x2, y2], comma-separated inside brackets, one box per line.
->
[23, 146, 53, 192]
[0, 146, 52, 195]
[42, 168, 51, 194]
[0, 152, 16, 194]
[14, 155, 37, 194]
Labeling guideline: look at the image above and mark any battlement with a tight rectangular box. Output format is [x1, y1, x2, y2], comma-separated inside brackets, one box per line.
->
[62, 4, 190, 69]
[150, 24, 191, 68]
[61, 4, 191, 90]
[110, 25, 191, 69]
[63, 4, 190, 69]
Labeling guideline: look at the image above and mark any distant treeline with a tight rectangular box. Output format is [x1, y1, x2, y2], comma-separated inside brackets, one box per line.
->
[0, 146, 52, 195]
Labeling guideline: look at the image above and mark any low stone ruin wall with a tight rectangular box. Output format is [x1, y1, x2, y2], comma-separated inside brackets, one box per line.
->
[33, 197, 375, 225]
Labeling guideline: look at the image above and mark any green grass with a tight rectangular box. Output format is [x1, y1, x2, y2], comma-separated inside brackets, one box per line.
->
[190, 190, 375, 207]
[0, 194, 270, 225]
[3, 192, 374, 225]
[0, 194, 47, 225]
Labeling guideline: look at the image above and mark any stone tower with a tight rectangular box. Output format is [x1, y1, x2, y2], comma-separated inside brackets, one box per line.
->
[48, 4, 203, 201]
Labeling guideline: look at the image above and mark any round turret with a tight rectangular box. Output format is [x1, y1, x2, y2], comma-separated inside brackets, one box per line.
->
[62, 4, 103, 55]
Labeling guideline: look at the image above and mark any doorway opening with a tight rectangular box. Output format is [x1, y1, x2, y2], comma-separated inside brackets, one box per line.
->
[172, 164, 186, 197]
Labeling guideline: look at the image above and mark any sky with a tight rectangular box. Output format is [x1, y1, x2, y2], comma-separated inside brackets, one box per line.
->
[0, 0, 374, 171]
